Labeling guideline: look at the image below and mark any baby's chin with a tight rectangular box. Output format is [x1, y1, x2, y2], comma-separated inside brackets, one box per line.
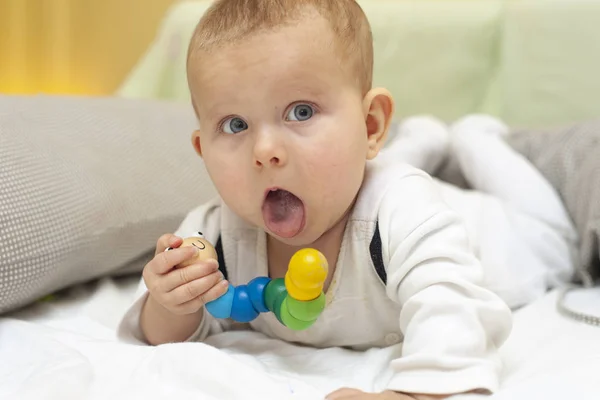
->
[272, 219, 348, 251]
[262, 222, 320, 247]
[233, 204, 341, 247]
[225, 210, 311, 245]
[269, 235, 312, 248]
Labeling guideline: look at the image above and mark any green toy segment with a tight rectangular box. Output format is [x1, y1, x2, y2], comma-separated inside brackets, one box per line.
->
[263, 276, 325, 330]
[286, 292, 325, 321]
[264, 278, 287, 312]
[280, 297, 317, 330]
[272, 290, 288, 323]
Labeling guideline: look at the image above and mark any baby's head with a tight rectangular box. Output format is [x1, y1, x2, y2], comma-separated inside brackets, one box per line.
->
[187, 0, 394, 246]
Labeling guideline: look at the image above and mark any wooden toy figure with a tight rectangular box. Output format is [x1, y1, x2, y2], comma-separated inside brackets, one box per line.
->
[171, 232, 328, 331]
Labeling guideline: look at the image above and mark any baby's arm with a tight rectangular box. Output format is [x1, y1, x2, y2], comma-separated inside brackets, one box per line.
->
[140, 287, 205, 345]
[379, 170, 512, 396]
[118, 199, 231, 345]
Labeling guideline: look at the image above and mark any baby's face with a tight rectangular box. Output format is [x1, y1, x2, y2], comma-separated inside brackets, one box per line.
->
[188, 16, 370, 246]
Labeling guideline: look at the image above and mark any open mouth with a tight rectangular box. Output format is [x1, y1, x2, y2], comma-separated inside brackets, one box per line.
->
[261, 188, 306, 239]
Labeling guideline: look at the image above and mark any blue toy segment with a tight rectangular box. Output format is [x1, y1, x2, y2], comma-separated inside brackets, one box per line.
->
[230, 285, 260, 322]
[205, 284, 235, 319]
[248, 276, 271, 313]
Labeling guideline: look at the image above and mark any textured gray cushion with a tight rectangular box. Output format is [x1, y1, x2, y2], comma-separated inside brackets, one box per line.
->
[507, 119, 600, 285]
[0, 95, 216, 313]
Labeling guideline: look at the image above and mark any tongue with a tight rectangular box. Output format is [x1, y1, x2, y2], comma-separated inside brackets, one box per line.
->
[262, 190, 305, 238]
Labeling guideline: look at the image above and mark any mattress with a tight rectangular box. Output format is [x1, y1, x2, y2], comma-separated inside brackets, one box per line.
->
[1, 276, 598, 400]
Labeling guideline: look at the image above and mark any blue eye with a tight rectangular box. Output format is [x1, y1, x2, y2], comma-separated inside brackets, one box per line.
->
[286, 104, 314, 122]
[222, 117, 248, 134]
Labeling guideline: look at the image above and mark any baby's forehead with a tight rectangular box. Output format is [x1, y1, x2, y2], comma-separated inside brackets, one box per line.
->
[191, 65, 345, 113]
[194, 15, 356, 69]
[189, 27, 354, 99]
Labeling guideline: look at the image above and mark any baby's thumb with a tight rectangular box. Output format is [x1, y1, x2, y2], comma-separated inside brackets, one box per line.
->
[156, 234, 182, 255]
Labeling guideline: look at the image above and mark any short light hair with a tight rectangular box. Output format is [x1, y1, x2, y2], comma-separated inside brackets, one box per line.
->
[187, 0, 374, 94]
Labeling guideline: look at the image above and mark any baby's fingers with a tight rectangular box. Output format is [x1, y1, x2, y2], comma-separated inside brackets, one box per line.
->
[155, 233, 183, 255]
[162, 259, 219, 292]
[149, 246, 199, 275]
[174, 280, 230, 315]
[167, 271, 227, 306]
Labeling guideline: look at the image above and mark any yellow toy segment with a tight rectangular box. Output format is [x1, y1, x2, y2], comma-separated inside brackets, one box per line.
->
[285, 248, 328, 301]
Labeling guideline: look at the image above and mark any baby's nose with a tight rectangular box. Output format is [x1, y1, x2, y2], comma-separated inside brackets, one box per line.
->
[253, 130, 287, 168]
[255, 155, 280, 167]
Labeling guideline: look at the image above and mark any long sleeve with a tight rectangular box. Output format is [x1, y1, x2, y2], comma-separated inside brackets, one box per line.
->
[378, 171, 512, 395]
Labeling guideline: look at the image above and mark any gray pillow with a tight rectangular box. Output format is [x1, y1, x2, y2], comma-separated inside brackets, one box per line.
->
[506, 119, 600, 286]
[0, 95, 216, 314]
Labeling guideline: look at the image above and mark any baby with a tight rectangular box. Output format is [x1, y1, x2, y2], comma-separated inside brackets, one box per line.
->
[119, 1, 512, 399]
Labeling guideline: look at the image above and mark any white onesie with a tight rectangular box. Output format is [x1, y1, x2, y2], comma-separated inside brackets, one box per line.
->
[118, 161, 512, 396]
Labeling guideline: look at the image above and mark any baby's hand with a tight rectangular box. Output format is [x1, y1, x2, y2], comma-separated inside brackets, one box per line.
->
[142, 234, 229, 316]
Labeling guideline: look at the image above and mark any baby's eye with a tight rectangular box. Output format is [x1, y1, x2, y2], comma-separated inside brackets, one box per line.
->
[222, 117, 248, 134]
[286, 104, 314, 122]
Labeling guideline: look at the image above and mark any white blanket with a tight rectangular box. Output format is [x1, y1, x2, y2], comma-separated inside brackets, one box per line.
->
[1, 277, 599, 400]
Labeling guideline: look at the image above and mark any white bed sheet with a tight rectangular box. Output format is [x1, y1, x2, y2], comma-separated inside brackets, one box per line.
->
[1, 276, 599, 400]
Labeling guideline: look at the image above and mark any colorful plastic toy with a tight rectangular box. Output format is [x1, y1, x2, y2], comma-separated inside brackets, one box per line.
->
[173, 232, 328, 330]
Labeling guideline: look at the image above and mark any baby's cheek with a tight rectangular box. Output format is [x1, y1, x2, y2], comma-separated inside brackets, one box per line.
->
[217, 172, 247, 197]
[204, 163, 241, 201]
[205, 154, 239, 183]
[322, 151, 364, 182]
[313, 159, 363, 211]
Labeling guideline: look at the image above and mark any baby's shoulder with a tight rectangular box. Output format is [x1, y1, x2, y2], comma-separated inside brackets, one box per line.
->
[366, 161, 434, 190]
[353, 162, 438, 220]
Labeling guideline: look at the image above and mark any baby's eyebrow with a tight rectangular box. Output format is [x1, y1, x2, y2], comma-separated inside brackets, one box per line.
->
[285, 80, 331, 99]
[201, 81, 329, 120]
[205, 102, 232, 118]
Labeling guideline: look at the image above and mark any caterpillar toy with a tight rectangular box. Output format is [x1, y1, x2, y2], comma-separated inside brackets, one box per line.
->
[173, 233, 328, 331]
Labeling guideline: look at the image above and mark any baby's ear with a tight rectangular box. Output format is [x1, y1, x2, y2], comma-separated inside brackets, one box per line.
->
[362, 88, 394, 160]
[191, 130, 203, 157]
[190, 98, 204, 157]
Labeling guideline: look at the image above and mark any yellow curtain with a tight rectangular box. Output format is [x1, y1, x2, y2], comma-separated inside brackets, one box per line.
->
[0, 0, 177, 95]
